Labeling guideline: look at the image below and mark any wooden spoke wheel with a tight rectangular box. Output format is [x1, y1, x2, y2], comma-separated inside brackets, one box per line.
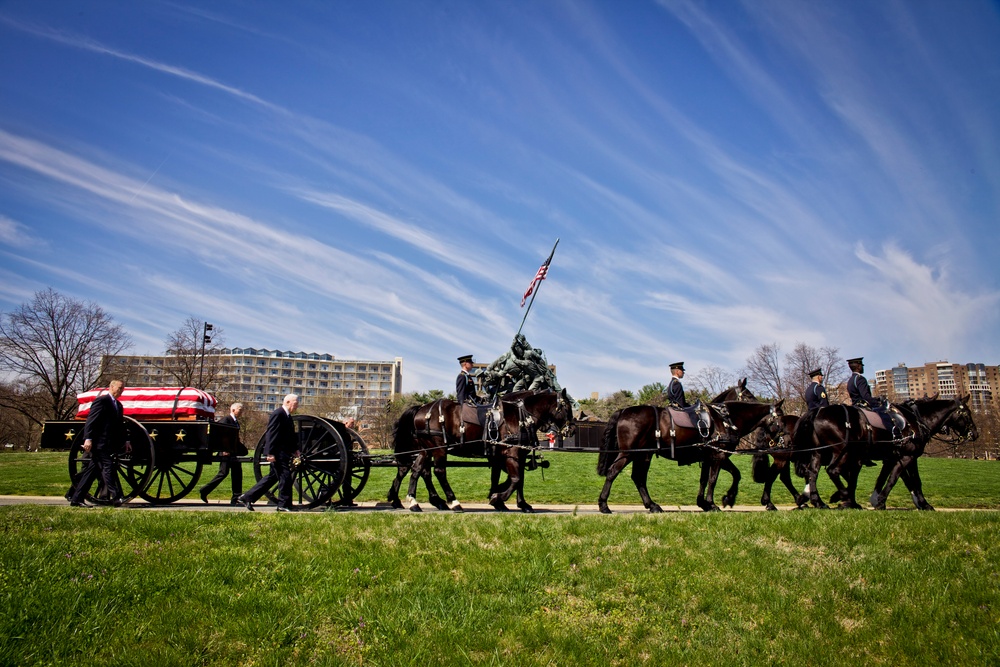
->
[252, 415, 349, 509]
[138, 440, 204, 505]
[68, 417, 154, 505]
[329, 427, 370, 506]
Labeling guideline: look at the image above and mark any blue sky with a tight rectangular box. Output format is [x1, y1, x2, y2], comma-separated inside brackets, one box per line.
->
[1, 0, 998, 397]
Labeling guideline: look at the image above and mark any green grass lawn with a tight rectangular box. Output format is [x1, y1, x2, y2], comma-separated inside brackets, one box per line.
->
[3, 450, 998, 509]
[1, 507, 998, 666]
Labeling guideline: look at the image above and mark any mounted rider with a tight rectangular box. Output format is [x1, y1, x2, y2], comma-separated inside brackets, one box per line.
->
[846, 357, 901, 436]
[805, 368, 829, 413]
[666, 362, 689, 408]
[456, 355, 483, 406]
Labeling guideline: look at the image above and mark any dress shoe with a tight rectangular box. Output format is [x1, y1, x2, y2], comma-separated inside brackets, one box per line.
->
[199, 489, 210, 504]
[236, 495, 255, 511]
[276, 506, 294, 513]
[229, 497, 242, 506]
[70, 500, 94, 508]
[113, 497, 125, 507]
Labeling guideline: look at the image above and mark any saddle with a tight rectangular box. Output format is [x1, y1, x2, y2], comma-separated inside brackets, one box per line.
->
[461, 404, 502, 441]
[858, 407, 906, 438]
[667, 403, 711, 432]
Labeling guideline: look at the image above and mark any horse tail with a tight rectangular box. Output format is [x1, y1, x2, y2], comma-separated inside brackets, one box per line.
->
[791, 411, 816, 478]
[597, 410, 623, 476]
[751, 452, 770, 483]
[393, 405, 421, 461]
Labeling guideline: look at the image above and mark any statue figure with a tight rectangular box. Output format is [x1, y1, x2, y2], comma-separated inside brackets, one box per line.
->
[481, 334, 572, 407]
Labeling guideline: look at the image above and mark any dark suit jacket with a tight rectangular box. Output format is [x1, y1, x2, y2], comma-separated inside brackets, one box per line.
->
[456, 371, 478, 405]
[219, 414, 248, 456]
[83, 392, 127, 451]
[806, 382, 829, 412]
[667, 377, 688, 408]
[263, 407, 297, 457]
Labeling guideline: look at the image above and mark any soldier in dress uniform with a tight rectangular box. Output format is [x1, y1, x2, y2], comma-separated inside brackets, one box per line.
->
[847, 356, 895, 433]
[456, 355, 481, 405]
[666, 361, 689, 408]
[805, 368, 829, 413]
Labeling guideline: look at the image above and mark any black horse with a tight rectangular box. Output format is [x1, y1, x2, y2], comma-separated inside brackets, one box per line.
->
[793, 395, 977, 510]
[597, 397, 783, 513]
[389, 389, 575, 512]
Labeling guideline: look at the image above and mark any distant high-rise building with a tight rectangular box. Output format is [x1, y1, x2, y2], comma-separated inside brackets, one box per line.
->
[104, 348, 403, 415]
[874, 361, 997, 411]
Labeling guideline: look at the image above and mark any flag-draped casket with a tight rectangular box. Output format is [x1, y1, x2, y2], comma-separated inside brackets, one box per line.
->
[76, 387, 217, 421]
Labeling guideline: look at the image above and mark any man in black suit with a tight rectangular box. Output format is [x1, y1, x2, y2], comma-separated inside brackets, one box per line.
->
[69, 379, 130, 507]
[805, 368, 829, 413]
[199, 402, 246, 504]
[456, 354, 481, 405]
[666, 361, 689, 408]
[237, 394, 299, 512]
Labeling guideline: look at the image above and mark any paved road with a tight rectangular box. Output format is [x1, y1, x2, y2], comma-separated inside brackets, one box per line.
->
[0, 495, 981, 514]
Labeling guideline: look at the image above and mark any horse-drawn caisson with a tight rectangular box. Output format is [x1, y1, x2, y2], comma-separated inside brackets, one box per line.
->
[40, 386, 367, 509]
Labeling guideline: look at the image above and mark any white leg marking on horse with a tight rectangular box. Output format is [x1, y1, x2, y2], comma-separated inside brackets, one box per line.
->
[405, 495, 419, 510]
[448, 499, 463, 510]
[804, 483, 812, 494]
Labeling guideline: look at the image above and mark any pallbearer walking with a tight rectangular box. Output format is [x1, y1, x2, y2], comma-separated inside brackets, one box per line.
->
[237, 394, 299, 512]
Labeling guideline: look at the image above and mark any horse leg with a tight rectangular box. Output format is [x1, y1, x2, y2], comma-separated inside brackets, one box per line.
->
[836, 463, 865, 509]
[868, 461, 892, 508]
[429, 455, 462, 511]
[514, 450, 534, 514]
[387, 464, 409, 509]
[696, 461, 722, 512]
[630, 456, 662, 513]
[720, 457, 740, 508]
[806, 451, 829, 509]
[597, 453, 632, 514]
[404, 452, 428, 512]
[827, 469, 850, 504]
[488, 453, 522, 511]
[760, 462, 780, 511]
[776, 460, 803, 510]
[871, 457, 908, 510]
[900, 459, 934, 510]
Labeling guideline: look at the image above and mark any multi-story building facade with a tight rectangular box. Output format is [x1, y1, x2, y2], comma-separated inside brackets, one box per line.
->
[874, 361, 998, 411]
[105, 348, 403, 415]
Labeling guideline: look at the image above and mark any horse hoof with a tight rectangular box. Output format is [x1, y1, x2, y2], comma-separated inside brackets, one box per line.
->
[518, 503, 534, 514]
[647, 503, 663, 513]
[404, 496, 421, 512]
[490, 500, 509, 512]
[448, 500, 464, 512]
[873, 503, 887, 511]
[920, 504, 936, 512]
[598, 505, 612, 515]
[765, 503, 778, 511]
[390, 500, 404, 510]
[703, 504, 721, 513]
[830, 490, 847, 503]
[869, 492, 881, 506]
[793, 504, 807, 511]
[722, 496, 736, 509]
[837, 502, 862, 510]
[794, 494, 808, 506]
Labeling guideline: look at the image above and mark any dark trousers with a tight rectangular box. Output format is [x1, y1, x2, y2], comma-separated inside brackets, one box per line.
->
[199, 454, 244, 499]
[71, 448, 121, 503]
[242, 452, 293, 508]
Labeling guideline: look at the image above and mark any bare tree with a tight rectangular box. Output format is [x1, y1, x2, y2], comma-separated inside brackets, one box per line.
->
[782, 344, 847, 411]
[742, 343, 784, 401]
[164, 317, 226, 390]
[0, 288, 132, 424]
[688, 365, 737, 397]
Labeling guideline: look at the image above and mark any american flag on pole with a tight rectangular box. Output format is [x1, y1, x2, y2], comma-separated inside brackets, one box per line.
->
[521, 250, 554, 307]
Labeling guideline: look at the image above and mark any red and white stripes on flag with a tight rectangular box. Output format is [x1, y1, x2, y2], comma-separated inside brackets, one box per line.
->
[521, 258, 550, 307]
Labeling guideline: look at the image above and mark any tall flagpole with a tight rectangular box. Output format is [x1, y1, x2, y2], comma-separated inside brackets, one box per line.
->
[515, 238, 559, 340]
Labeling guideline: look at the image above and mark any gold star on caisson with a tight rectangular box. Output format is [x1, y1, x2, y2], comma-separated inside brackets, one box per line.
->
[64, 429, 76, 441]
[149, 429, 159, 441]
[175, 430, 186, 442]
